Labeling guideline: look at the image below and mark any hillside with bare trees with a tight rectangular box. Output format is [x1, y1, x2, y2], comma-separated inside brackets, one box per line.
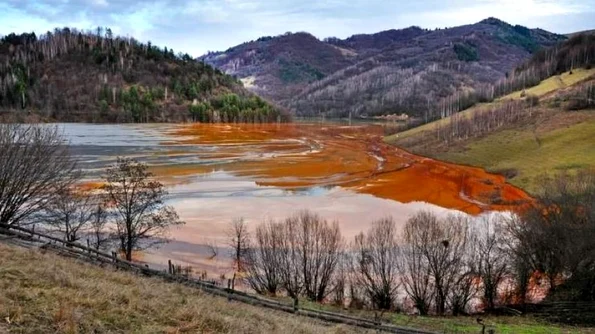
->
[202, 18, 565, 118]
[387, 34, 595, 192]
[0, 28, 288, 123]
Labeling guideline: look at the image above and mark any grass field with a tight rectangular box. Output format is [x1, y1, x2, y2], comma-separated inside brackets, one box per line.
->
[386, 69, 595, 193]
[498, 68, 595, 100]
[434, 112, 595, 193]
[0, 242, 356, 334]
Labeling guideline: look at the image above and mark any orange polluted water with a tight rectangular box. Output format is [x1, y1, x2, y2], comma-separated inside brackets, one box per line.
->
[162, 123, 530, 215]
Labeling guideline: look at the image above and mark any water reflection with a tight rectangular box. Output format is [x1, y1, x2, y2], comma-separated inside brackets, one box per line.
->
[57, 123, 525, 278]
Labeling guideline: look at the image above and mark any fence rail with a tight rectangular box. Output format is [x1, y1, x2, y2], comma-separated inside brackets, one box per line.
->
[0, 223, 435, 334]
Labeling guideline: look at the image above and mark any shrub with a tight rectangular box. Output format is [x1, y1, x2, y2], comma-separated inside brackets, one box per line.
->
[525, 94, 539, 107]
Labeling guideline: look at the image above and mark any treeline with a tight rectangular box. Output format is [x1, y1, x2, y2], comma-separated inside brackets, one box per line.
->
[0, 28, 288, 123]
[565, 81, 595, 110]
[233, 169, 595, 318]
[287, 63, 468, 119]
[433, 33, 595, 123]
[189, 93, 281, 123]
[434, 100, 533, 145]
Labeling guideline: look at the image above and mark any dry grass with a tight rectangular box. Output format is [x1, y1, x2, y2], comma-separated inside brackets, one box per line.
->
[498, 68, 595, 100]
[0, 242, 361, 334]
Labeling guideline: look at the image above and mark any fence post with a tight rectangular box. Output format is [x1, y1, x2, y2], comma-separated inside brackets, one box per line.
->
[86, 238, 90, 253]
[112, 251, 117, 263]
[227, 279, 232, 301]
[168, 259, 172, 275]
[293, 297, 299, 313]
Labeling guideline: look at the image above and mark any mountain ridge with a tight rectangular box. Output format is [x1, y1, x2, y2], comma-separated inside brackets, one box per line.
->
[201, 18, 567, 118]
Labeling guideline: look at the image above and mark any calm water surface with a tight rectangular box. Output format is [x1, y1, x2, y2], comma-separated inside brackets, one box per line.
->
[58, 123, 468, 276]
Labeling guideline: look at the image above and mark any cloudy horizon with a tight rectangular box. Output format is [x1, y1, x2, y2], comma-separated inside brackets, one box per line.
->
[0, 0, 593, 57]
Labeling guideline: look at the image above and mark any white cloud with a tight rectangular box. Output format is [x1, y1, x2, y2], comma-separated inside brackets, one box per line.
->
[90, 0, 108, 7]
[1, 0, 593, 56]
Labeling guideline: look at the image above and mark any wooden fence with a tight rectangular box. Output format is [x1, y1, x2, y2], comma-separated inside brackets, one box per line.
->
[0, 223, 435, 334]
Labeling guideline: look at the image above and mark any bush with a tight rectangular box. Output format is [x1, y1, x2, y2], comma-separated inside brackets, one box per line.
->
[525, 94, 539, 107]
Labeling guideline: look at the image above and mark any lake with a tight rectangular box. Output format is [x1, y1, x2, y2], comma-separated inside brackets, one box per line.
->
[58, 122, 529, 277]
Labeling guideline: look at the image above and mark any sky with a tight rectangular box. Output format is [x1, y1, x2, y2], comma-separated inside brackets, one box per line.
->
[0, 0, 593, 57]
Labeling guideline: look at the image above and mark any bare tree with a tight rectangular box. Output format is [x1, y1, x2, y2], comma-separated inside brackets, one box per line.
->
[505, 169, 595, 301]
[245, 220, 283, 295]
[43, 188, 94, 243]
[227, 217, 250, 290]
[449, 228, 478, 316]
[404, 211, 469, 315]
[351, 217, 401, 310]
[474, 214, 510, 311]
[278, 216, 303, 299]
[400, 219, 434, 315]
[90, 204, 109, 250]
[0, 124, 77, 226]
[102, 157, 184, 261]
[331, 252, 349, 307]
[290, 210, 343, 302]
[227, 217, 250, 273]
[246, 211, 343, 301]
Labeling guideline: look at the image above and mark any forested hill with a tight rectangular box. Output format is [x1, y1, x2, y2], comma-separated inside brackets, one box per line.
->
[0, 28, 289, 123]
[201, 18, 566, 118]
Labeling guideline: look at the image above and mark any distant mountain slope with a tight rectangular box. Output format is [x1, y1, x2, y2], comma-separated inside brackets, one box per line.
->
[386, 34, 595, 192]
[202, 18, 566, 118]
[201, 32, 355, 101]
[0, 29, 288, 123]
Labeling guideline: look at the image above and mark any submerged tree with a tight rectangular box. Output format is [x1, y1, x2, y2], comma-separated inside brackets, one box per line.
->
[102, 157, 184, 261]
[90, 203, 110, 250]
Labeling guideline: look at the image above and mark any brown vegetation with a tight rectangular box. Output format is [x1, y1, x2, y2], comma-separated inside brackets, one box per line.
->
[0, 242, 357, 334]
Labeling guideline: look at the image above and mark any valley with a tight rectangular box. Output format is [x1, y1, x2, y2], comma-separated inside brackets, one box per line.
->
[0, 6, 594, 331]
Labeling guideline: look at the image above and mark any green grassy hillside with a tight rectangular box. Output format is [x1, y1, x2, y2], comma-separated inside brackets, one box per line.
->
[431, 111, 595, 192]
[386, 70, 595, 193]
[498, 68, 595, 100]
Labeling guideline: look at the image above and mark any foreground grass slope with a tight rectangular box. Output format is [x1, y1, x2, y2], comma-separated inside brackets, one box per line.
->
[2, 242, 592, 334]
[0, 242, 356, 334]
